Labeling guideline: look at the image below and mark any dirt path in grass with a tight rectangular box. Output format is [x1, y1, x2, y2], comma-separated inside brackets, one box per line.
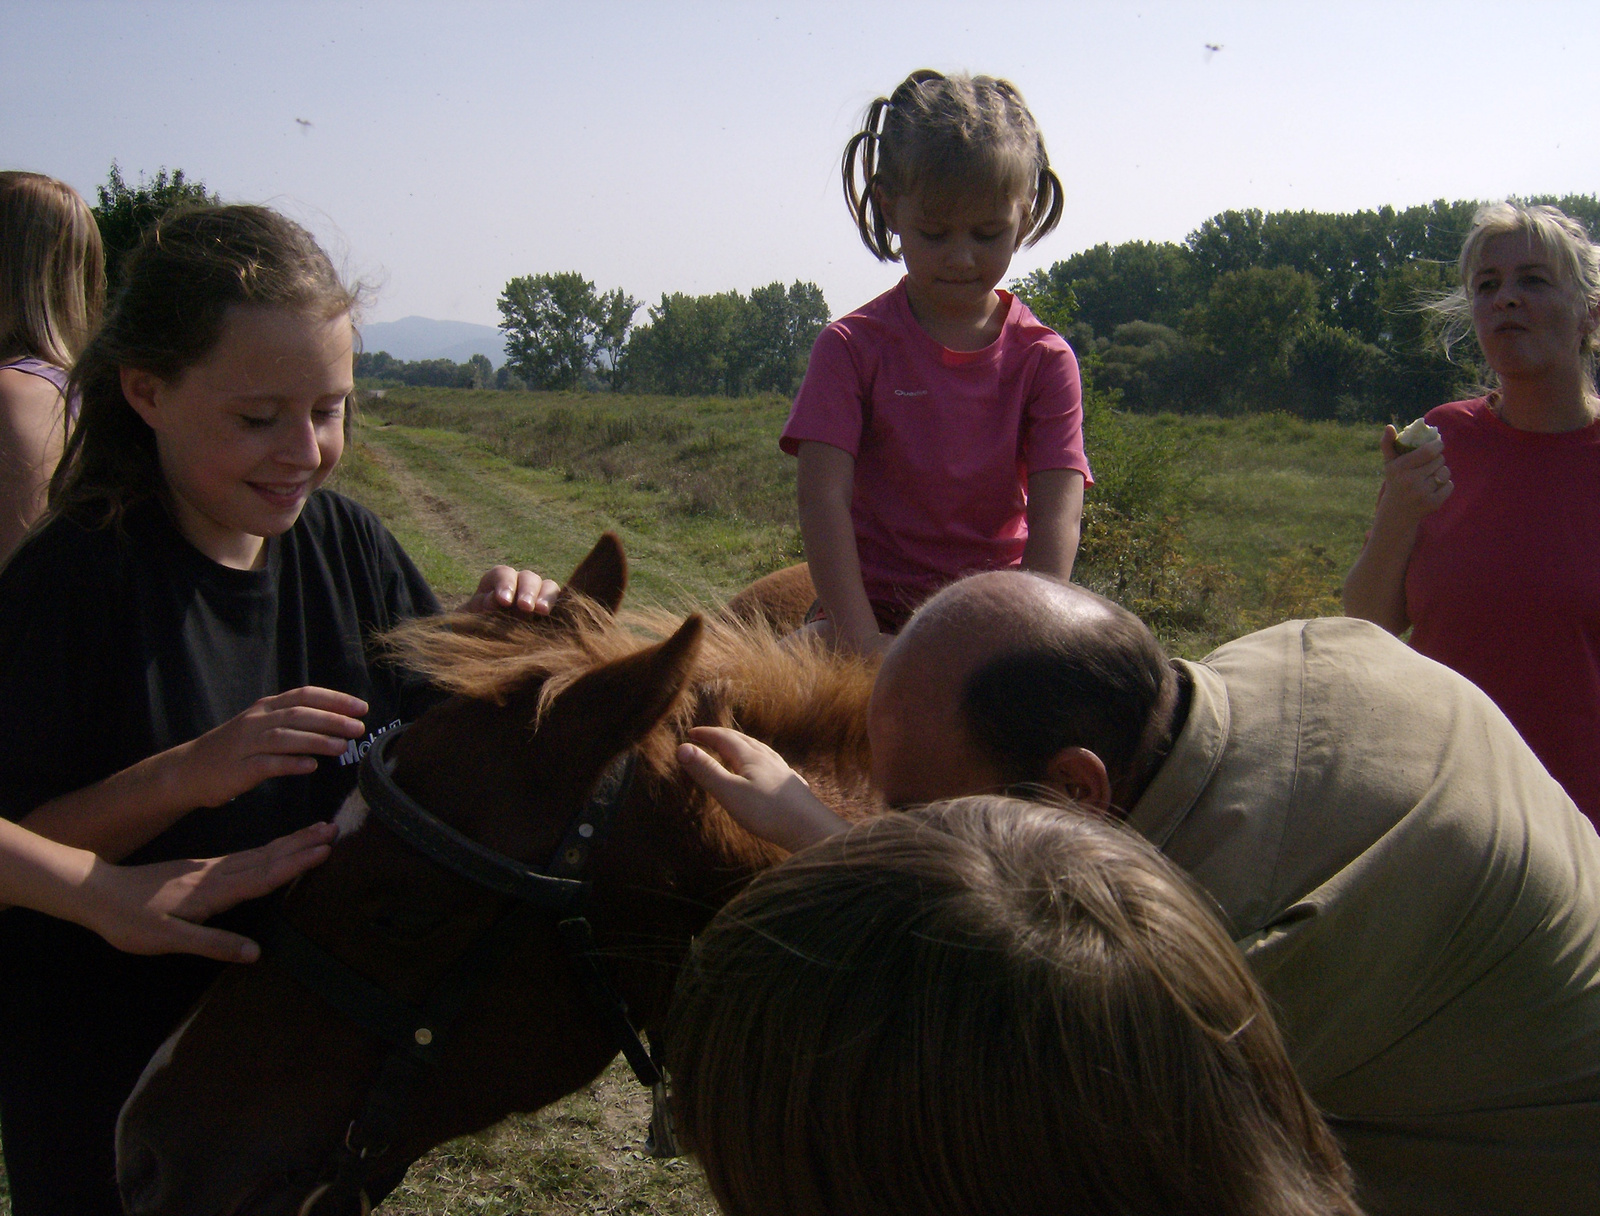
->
[360, 430, 488, 568]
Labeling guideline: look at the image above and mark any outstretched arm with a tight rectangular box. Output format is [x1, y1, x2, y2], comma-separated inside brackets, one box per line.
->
[1342, 426, 1452, 634]
[20, 687, 368, 860]
[1021, 467, 1085, 581]
[678, 726, 848, 854]
[0, 818, 336, 962]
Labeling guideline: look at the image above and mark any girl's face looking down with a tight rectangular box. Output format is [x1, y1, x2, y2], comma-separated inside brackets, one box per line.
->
[121, 306, 354, 570]
[881, 188, 1028, 338]
[1471, 230, 1596, 385]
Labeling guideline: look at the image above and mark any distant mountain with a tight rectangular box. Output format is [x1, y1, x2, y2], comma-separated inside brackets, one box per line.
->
[358, 316, 506, 367]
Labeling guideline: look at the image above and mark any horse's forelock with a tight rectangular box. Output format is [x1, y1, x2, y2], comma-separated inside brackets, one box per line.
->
[379, 604, 876, 789]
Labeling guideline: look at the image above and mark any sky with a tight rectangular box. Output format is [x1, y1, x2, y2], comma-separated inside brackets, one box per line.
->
[4, 1, 1597, 330]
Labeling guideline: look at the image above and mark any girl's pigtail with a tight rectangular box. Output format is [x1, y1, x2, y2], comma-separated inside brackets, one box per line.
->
[1025, 164, 1065, 248]
[842, 97, 896, 262]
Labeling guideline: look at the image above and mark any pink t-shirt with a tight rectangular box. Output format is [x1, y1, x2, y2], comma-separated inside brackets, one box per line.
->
[1405, 396, 1600, 827]
[780, 280, 1091, 611]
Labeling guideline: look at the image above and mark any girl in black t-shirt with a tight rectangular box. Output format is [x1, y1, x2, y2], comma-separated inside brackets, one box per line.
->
[0, 204, 554, 1216]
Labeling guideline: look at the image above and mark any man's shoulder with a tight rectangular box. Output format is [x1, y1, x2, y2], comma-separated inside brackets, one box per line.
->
[1201, 616, 1407, 672]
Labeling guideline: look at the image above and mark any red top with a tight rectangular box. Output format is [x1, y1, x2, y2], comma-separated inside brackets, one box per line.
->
[780, 280, 1091, 612]
[1406, 396, 1600, 827]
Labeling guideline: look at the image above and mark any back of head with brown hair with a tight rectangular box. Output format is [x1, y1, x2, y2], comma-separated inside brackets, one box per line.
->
[667, 798, 1361, 1216]
[48, 203, 359, 528]
[0, 171, 105, 367]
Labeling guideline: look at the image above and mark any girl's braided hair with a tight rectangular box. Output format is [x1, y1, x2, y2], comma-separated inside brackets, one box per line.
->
[842, 69, 1064, 263]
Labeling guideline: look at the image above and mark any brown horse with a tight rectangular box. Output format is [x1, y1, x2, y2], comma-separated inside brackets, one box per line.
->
[114, 537, 872, 1216]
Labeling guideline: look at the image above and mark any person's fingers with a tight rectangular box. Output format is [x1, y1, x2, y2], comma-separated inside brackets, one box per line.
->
[259, 707, 366, 745]
[685, 726, 769, 771]
[236, 821, 339, 867]
[511, 570, 559, 614]
[480, 564, 520, 606]
[678, 741, 737, 789]
[147, 919, 263, 964]
[270, 687, 370, 717]
[1380, 424, 1398, 461]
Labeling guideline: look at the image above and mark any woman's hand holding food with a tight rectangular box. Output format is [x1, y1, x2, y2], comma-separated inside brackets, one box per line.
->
[1377, 421, 1453, 525]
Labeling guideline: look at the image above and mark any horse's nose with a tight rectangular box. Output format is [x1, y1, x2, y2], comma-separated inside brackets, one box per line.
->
[118, 1136, 165, 1216]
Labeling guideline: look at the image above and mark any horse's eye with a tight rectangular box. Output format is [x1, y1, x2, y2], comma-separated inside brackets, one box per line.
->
[364, 906, 452, 942]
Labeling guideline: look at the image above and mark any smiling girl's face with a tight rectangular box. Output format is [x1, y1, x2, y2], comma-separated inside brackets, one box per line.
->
[121, 306, 354, 570]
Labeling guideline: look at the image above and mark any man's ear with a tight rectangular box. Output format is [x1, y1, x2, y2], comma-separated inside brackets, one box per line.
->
[1042, 747, 1112, 813]
[119, 367, 164, 430]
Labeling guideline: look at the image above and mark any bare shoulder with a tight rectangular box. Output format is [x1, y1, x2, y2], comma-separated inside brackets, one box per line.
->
[0, 367, 66, 424]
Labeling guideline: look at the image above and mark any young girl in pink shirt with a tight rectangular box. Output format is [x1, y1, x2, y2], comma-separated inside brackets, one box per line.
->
[782, 70, 1091, 655]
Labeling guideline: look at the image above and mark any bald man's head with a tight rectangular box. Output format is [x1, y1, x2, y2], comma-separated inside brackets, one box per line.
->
[870, 573, 1180, 811]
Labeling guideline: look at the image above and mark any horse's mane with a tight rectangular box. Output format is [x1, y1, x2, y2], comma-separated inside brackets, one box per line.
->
[380, 598, 877, 790]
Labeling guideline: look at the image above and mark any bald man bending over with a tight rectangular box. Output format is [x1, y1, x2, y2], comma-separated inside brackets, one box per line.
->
[682, 572, 1600, 1216]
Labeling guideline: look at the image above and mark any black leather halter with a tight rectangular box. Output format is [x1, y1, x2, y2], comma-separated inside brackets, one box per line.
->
[264, 725, 669, 1211]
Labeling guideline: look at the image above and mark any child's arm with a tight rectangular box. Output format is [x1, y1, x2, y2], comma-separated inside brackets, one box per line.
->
[1021, 468, 1085, 581]
[0, 817, 335, 962]
[796, 441, 887, 656]
[19, 687, 369, 861]
[677, 726, 848, 853]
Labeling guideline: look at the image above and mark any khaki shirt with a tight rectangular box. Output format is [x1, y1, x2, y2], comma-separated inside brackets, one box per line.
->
[1127, 618, 1600, 1215]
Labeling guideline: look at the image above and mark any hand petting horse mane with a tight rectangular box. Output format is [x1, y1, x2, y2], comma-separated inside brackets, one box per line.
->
[115, 536, 877, 1216]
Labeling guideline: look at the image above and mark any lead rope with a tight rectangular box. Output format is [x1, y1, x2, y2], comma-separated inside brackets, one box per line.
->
[647, 1078, 682, 1158]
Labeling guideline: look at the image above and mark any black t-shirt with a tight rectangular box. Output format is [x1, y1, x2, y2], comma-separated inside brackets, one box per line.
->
[0, 490, 441, 1212]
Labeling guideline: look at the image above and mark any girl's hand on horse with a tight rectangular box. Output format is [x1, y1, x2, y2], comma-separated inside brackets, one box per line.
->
[174, 687, 370, 809]
[80, 822, 338, 963]
[1377, 424, 1452, 522]
[466, 566, 561, 616]
[678, 726, 848, 854]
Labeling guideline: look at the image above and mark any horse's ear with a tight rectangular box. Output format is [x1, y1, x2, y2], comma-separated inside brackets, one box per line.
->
[544, 614, 704, 753]
[556, 533, 627, 617]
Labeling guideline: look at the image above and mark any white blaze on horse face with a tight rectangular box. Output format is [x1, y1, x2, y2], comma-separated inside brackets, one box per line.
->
[334, 789, 370, 838]
[115, 1001, 206, 1154]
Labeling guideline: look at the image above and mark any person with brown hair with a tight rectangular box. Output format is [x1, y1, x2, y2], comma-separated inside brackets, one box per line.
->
[666, 796, 1363, 1216]
[0, 171, 105, 561]
[680, 570, 1600, 1214]
[0, 202, 552, 1216]
[782, 70, 1090, 653]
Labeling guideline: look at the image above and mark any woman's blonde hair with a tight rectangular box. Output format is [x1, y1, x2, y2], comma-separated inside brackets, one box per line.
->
[843, 70, 1064, 263]
[0, 172, 105, 368]
[667, 798, 1361, 1216]
[49, 204, 360, 528]
[1429, 200, 1600, 386]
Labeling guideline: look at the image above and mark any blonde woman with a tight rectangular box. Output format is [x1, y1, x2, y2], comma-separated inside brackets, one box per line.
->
[0, 171, 104, 561]
[1343, 202, 1600, 827]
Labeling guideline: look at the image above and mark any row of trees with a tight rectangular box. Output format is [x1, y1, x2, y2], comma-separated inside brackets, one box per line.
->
[354, 351, 499, 389]
[1015, 195, 1600, 421]
[496, 273, 828, 396]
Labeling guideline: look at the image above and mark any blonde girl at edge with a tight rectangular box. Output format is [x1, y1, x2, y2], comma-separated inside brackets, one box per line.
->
[0, 171, 105, 562]
[782, 71, 1091, 656]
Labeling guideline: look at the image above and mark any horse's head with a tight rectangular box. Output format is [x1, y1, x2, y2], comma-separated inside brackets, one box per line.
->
[115, 536, 869, 1216]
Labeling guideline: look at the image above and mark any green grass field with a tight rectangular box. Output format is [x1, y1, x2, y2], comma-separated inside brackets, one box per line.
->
[0, 390, 1389, 1215]
[342, 387, 1384, 657]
